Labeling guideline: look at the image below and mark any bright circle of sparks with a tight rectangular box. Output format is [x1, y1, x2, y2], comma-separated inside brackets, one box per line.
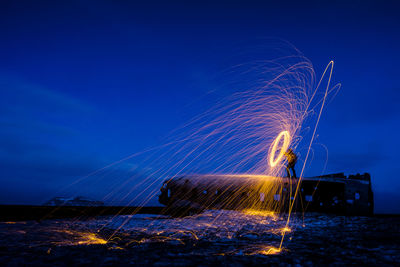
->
[269, 130, 291, 167]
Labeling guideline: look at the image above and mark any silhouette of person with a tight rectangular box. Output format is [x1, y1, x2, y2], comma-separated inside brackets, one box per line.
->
[284, 149, 297, 179]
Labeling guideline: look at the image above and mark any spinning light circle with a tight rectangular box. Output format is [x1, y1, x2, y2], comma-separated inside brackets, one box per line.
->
[268, 130, 291, 167]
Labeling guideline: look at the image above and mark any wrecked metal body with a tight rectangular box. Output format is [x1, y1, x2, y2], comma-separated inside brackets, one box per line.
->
[159, 173, 373, 215]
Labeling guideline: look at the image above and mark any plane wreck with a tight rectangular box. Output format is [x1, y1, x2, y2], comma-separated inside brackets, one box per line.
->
[159, 173, 373, 216]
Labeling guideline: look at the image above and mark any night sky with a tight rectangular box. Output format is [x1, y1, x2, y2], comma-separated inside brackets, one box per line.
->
[1, 0, 399, 213]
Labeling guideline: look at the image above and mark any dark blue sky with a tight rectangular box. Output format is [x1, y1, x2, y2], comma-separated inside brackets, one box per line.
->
[0, 0, 399, 213]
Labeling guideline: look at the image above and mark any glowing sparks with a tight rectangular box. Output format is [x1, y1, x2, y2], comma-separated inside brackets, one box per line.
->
[53, 230, 107, 246]
[252, 246, 282, 255]
[77, 232, 108, 245]
[268, 130, 291, 168]
[270, 226, 292, 235]
[63, 45, 340, 256]
[242, 209, 277, 219]
[2, 221, 26, 225]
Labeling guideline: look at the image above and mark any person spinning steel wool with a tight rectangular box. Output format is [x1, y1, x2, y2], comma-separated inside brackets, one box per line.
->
[284, 148, 297, 179]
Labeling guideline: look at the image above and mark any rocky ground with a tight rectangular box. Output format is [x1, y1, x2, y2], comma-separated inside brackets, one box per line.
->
[0, 211, 399, 266]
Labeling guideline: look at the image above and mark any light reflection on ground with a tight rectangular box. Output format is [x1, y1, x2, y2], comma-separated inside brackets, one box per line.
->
[1, 212, 399, 266]
[78, 210, 293, 255]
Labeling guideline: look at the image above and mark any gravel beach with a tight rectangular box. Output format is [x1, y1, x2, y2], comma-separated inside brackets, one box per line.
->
[0, 211, 399, 266]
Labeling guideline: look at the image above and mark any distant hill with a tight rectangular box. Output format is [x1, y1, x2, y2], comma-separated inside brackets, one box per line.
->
[44, 196, 104, 207]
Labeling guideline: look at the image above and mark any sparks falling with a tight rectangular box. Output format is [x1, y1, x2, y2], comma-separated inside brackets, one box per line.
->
[63, 46, 340, 255]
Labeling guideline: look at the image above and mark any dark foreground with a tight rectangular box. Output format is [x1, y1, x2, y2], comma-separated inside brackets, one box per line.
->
[0, 212, 399, 266]
[0, 205, 167, 221]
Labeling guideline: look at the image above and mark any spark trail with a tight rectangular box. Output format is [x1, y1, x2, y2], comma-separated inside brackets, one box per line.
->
[61, 45, 340, 254]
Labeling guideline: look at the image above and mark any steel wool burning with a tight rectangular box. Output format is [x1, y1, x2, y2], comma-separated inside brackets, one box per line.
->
[67, 48, 344, 254]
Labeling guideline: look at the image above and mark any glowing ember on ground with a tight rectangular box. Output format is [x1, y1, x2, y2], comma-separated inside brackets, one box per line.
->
[77, 232, 107, 245]
[254, 246, 282, 255]
[53, 230, 107, 246]
[241, 209, 277, 219]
